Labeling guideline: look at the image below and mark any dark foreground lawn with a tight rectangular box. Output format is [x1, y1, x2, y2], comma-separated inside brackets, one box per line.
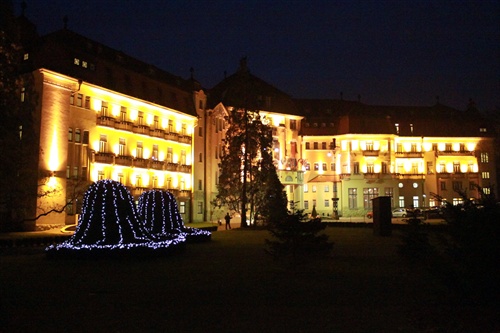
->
[0, 227, 498, 333]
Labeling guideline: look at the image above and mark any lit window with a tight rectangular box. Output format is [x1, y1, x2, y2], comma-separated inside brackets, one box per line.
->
[82, 61, 87, 68]
[68, 128, 73, 141]
[75, 129, 81, 143]
[482, 172, 490, 179]
[481, 152, 489, 163]
[23, 53, 29, 60]
[74, 58, 80, 65]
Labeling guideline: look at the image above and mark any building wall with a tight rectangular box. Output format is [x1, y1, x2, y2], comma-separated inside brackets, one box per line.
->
[35, 69, 197, 227]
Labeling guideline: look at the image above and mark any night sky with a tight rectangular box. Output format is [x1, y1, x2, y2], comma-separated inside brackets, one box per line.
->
[14, 0, 500, 111]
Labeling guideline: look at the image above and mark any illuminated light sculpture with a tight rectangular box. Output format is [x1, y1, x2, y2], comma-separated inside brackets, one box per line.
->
[138, 190, 211, 243]
[46, 180, 186, 258]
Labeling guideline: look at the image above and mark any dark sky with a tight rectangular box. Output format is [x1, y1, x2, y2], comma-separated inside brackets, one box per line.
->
[15, 0, 500, 111]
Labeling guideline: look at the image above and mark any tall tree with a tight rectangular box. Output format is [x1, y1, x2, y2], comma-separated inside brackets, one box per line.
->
[215, 108, 287, 227]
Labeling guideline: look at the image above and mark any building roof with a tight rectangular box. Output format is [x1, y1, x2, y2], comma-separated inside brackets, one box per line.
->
[296, 99, 491, 137]
[207, 58, 301, 116]
[27, 28, 198, 117]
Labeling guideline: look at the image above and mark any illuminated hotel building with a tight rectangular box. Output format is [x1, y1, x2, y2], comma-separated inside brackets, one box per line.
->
[296, 100, 497, 217]
[14, 19, 497, 229]
[23, 28, 202, 226]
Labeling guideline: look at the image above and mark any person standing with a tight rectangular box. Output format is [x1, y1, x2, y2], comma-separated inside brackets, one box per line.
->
[224, 212, 232, 230]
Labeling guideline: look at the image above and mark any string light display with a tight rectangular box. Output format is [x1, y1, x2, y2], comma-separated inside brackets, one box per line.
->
[138, 190, 211, 243]
[46, 180, 186, 258]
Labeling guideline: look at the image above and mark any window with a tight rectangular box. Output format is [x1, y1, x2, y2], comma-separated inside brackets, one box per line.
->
[120, 107, 127, 122]
[314, 163, 319, 171]
[70, 94, 74, 105]
[119, 138, 126, 155]
[152, 145, 158, 160]
[324, 185, 329, 192]
[382, 162, 388, 174]
[321, 142, 327, 150]
[453, 162, 460, 173]
[353, 162, 360, 174]
[304, 200, 309, 210]
[85, 96, 90, 109]
[452, 181, 462, 191]
[82, 61, 87, 68]
[482, 171, 490, 179]
[99, 135, 107, 153]
[181, 124, 187, 136]
[76, 94, 83, 107]
[179, 202, 186, 214]
[324, 199, 330, 208]
[197, 202, 203, 214]
[398, 196, 405, 207]
[138, 111, 144, 125]
[440, 181, 446, 190]
[74, 58, 80, 65]
[180, 150, 187, 165]
[481, 152, 489, 163]
[330, 162, 336, 172]
[98, 171, 105, 180]
[363, 188, 379, 209]
[290, 119, 296, 130]
[118, 173, 124, 184]
[167, 148, 173, 163]
[483, 187, 491, 195]
[322, 163, 327, 171]
[66, 199, 74, 215]
[313, 142, 319, 150]
[199, 127, 203, 137]
[154, 116, 159, 129]
[68, 128, 73, 141]
[168, 119, 173, 133]
[348, 188, 357, 209]
[305, 142, 310, 150]
[366, 163, 374, 173]
[66, 166, 70, 179]
[427, 161, 433, 174]
[413, 196, 419, 208]
[73, 166, 78, 179]
[136, 142, 143, 159]
[198, 179, 202, 191]
[82, 130, 89, 144]
[23, 53, 29, 60]
[75, 129, 81, 143]
[303, 184, 308, 193]
[305, 163, 310, 171]
[20, 87, 25, 102]
[312, 185, 317, 193]
[199, 153, 203, 162]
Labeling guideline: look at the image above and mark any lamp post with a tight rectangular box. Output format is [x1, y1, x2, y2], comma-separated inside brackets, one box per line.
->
[329, 139, 339, 220]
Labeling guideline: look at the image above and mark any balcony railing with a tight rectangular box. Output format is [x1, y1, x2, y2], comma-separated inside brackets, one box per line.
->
[96, 115, 191, 144]
[435, 150, 475, 156]
[362, 150, 380, 157]
[115, 155, 133, 166]
[94, 152, 114, 164]
[395, 151, 424, 158]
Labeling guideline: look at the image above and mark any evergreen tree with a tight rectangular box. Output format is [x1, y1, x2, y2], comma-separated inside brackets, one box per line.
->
[215, 108, 287, 227]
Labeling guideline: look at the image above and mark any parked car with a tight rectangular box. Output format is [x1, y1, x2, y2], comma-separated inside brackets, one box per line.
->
[423, 207, 444, 219]
[392, 208, 408, 218]
[366, 211, 373, 219]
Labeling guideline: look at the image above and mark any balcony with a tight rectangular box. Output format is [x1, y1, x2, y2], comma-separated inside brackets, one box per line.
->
[150, 160, 164, 170]
[115, 121, 134, 131]
[178, 190, 191, 198]
[397, 173, 425, 179]
[178, 135, 192, 144]
[362, 149, 380, 157]
[133, 158, 149, 168]
[395, 151, 424, 158]
[340, 173, 351, 180]
[363, 173, 380, 179]
[132, 125, 150, 135]
[178, 164, 192, 173]
[115, 155, 133, 166]
[97, 116, 116, 128]
[435, 150, 475, 157]
[150, 128, 165, 138]
[94, 152, 114, 164]
[164, 132, 179, 141]
[165, 162, 178, 171]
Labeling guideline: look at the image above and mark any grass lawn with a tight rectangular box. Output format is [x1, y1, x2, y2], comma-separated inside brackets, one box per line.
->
[0, 227, 498, 333]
